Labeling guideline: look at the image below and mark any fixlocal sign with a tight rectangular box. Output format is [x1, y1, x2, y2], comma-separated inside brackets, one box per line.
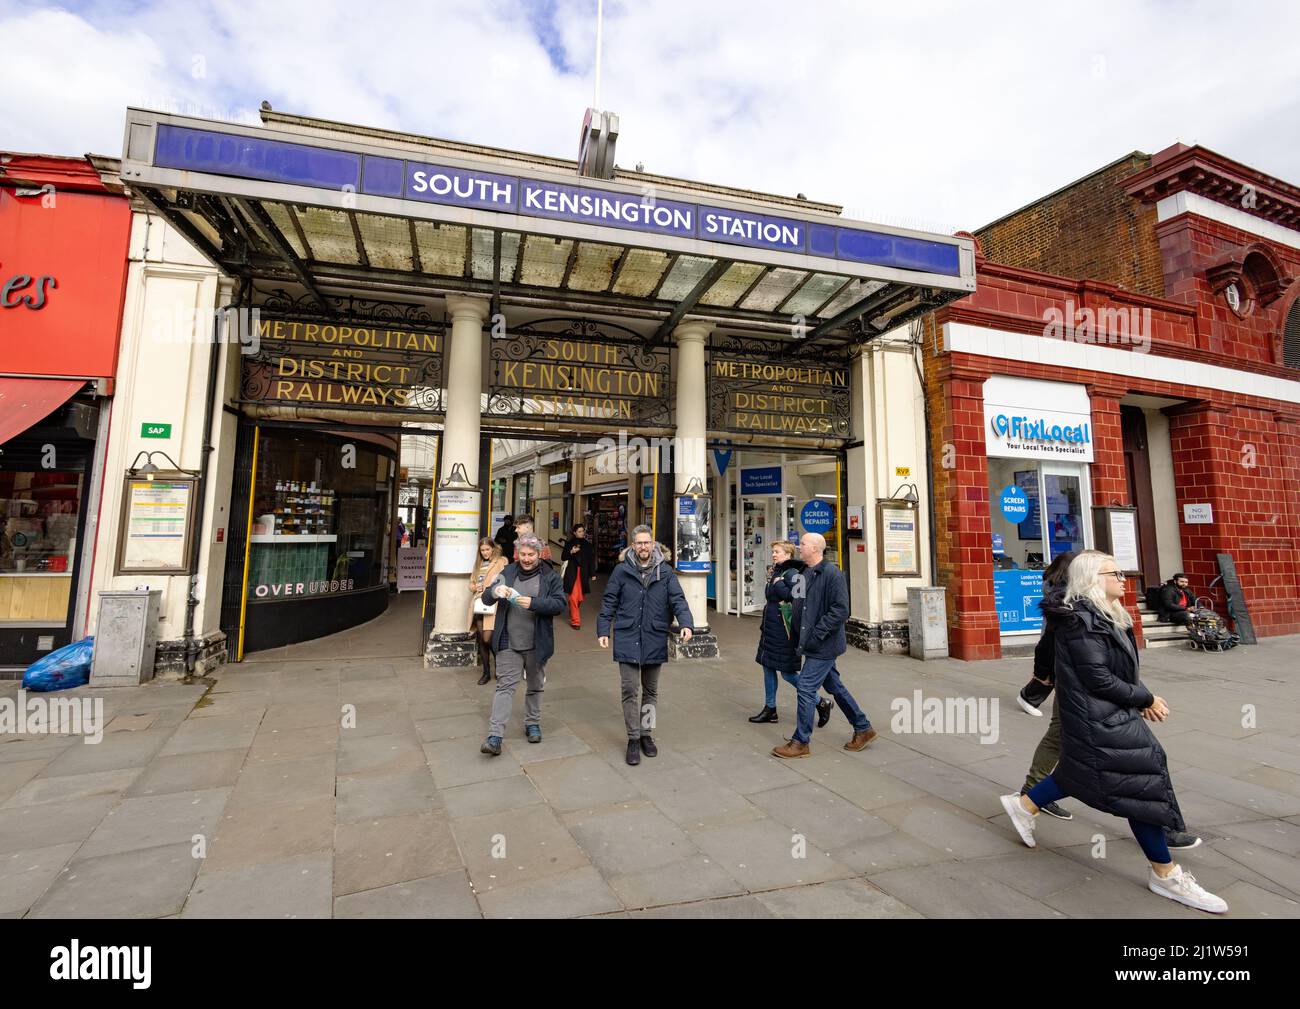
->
[984, 406, 1093, 462]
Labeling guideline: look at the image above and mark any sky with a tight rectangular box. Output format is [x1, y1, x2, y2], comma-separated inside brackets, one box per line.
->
[2, 0, 1298, 232]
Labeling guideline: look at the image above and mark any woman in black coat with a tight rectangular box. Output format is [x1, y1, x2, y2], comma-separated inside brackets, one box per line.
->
[999, 550, 1228, 914]
[748, 541, 831, 727]
[561, 523, 596, 629]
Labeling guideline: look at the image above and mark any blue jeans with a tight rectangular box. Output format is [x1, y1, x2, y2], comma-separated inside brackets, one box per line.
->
[762, 665, 798, 708]
[793, 657, 870, 744]
[1026, 774, 1171, 864]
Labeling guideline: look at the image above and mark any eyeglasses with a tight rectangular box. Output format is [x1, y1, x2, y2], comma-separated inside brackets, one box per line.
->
[1099, 570, 1126, 580]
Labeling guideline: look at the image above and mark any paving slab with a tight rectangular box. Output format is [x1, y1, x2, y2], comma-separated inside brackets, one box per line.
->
[0, 842, 81, 914]
[0, 795, 118, 855]
[452, 803, 591, 894]
[866, 861, 1068, 919]
[206, 796, 336, 870]
[687, 816, 853, 891]
[127, 749, 247, 798]
[78, 787, 231, 859]
[246, 724, 339, 764]
[563, 801, 698, 876]
[183, 853, 333, 918]
[227, 756, 337, 811]
[2, 767, 140, 808]
[441, 775, 544, 820]
[476, 866, 623, 919]
[334, 869, 482, 919]
[336, 766, 443, 822]
[523, 753, 643, 812]
[333, 810, 463, 896]
[754, 878, 924, 919]
[29, 842, 201, 919]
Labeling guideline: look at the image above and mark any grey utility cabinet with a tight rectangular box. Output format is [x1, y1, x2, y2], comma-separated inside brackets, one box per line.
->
[907, 586, 949, 661]
[91, 589, 162, 687]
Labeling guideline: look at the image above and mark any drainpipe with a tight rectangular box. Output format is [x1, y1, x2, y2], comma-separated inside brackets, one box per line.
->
[184, 278, 244, 674]
[911, 321, 939, 584]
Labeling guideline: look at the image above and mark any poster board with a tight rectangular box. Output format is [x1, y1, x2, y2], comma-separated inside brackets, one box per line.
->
[876, 499, 921, 577]
[397, 545, 426, 591]
[116, 476, 197, 574]
[674, 494, 712, 573]
[432, 488, 481, 574]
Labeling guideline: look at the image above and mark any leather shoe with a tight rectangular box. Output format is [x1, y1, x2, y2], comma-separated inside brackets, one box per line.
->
[639, 735, 658, 757]
[843, 728, 877, 751]
[476, 669, 491, 686]
[816, 698, 833, 728]
[748, 706, 778, 723]
[626, 739, 641, 766]
[771, 739, 810, 759]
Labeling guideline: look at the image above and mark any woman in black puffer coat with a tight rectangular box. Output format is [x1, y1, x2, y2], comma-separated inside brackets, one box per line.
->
[999, 551, 1228, 914]
[748, 540, 831, 727]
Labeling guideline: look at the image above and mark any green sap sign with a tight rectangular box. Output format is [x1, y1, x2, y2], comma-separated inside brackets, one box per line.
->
[141, 423, 172, 439]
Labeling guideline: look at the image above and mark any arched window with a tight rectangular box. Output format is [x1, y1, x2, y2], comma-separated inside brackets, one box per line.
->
[1286, 296, 1300, 369]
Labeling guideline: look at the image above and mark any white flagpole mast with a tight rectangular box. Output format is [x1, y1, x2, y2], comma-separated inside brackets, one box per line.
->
[594, 0, 603, 109]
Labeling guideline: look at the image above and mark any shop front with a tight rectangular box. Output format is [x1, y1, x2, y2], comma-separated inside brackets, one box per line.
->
[0, 154, 131, 671]
[237, 425, 399, 654]
[984, 377, 1094, 639]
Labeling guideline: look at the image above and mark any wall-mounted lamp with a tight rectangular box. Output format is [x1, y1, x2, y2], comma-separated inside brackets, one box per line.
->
[890, 482, 920, 505]
[681, 477, 706, 497]
[127, 450, 195, 481]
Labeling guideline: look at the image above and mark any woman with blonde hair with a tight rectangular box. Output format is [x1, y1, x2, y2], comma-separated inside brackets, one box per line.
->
[469, 537, 507, 685]
[999, 550, 1227, 913]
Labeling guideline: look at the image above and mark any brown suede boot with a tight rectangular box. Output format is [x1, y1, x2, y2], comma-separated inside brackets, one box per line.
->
[771, 739, 811, 759]
[843, 728, 877, 751]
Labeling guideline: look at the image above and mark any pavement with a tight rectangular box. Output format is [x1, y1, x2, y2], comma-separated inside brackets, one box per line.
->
[1, 594, 1298, 919]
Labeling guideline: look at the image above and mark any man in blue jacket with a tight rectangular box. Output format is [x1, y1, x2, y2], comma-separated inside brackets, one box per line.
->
[598, 525, 695, 766]
[772, 532, 875, 758]
[479, 535, 567, 756]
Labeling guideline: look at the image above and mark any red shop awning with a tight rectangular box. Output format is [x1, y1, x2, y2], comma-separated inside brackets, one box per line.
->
[0, 377, 86, 446]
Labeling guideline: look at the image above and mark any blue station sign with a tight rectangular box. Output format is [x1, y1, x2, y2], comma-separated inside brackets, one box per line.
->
[149, 123, 964, 277]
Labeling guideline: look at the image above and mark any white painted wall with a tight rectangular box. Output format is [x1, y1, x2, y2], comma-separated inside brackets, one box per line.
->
[87, 209, 239, 651]
[847, 335, 931, 624]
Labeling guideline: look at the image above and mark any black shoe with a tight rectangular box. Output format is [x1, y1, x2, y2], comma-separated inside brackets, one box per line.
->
[748, 706, 778, 724]
[477, 668, 491, 686]
[1166, 829, 1202, 850]
[817, 698, 833, 728]
[1039, 801, 1073, 820]
[626, 739, 641, 766]
[639, 735, 658, 758]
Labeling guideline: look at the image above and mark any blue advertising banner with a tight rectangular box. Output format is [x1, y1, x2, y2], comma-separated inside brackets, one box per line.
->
[999, 485, 1030, 523]
[740, 466, 782, 495]
[800, 499, 834, 533]
[994, 569, 1044, 633]
[151, 125, 962, 277]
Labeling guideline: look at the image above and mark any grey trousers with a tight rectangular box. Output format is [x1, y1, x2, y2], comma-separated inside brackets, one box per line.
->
[619, 662, 661, 740]
[1023, 697, 1062, 792]
[489, 648, 545, 737]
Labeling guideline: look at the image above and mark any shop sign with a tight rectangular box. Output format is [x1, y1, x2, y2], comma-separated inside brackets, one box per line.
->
[241, 318, 443, 413]
[487, 321, 671, 427]
[999, 485, 1030, 523]
[740, 466, 782, 495]
[1, 270, 56, 309]
[994, 569, 1044, 633]
[254, 578, 356, 598]
[801, 499, 834, 533]
[141, 423, 172, 439]
[985, 404, 1093, 462]
[709, 353, 850, 439]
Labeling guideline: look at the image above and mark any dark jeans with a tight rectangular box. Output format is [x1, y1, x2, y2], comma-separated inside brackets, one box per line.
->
[1168, 609, 1194, 627]
[792, 657, 870, 744]
[762, 665, 799, 708]
[1026, 774, 1171, 864]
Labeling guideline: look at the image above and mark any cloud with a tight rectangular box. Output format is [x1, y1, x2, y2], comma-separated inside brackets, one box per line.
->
[3, 0, 1299, 230]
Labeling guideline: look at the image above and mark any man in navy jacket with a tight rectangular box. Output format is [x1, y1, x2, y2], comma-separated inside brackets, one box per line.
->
[772, 532, 875, 758]
[598, 525, 694, 766]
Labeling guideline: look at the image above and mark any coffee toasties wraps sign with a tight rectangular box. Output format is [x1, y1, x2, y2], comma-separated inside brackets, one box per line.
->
[709, 355, 850, 438]
[241, 318, 443, 412]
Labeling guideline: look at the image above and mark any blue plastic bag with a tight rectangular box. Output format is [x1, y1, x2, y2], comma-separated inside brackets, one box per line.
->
[22, 636, 94, 692]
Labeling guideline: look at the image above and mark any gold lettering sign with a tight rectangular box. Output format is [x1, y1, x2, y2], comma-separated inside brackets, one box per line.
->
[242, 318, 443, 411]
[489, 334, 670, 425]
[709, 354, 850, 438]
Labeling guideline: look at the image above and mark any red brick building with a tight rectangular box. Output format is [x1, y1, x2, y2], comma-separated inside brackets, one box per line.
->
[924, 143, 1300, 660]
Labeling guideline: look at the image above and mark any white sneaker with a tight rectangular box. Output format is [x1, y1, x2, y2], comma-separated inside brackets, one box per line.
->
[1016, 693, 1044, 717]
[1000, 793, 1037, 848]
[1148, 865, 1228, 914]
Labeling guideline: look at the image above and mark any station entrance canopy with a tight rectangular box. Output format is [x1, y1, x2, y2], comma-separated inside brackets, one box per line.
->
[119, 109, 975, 443]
